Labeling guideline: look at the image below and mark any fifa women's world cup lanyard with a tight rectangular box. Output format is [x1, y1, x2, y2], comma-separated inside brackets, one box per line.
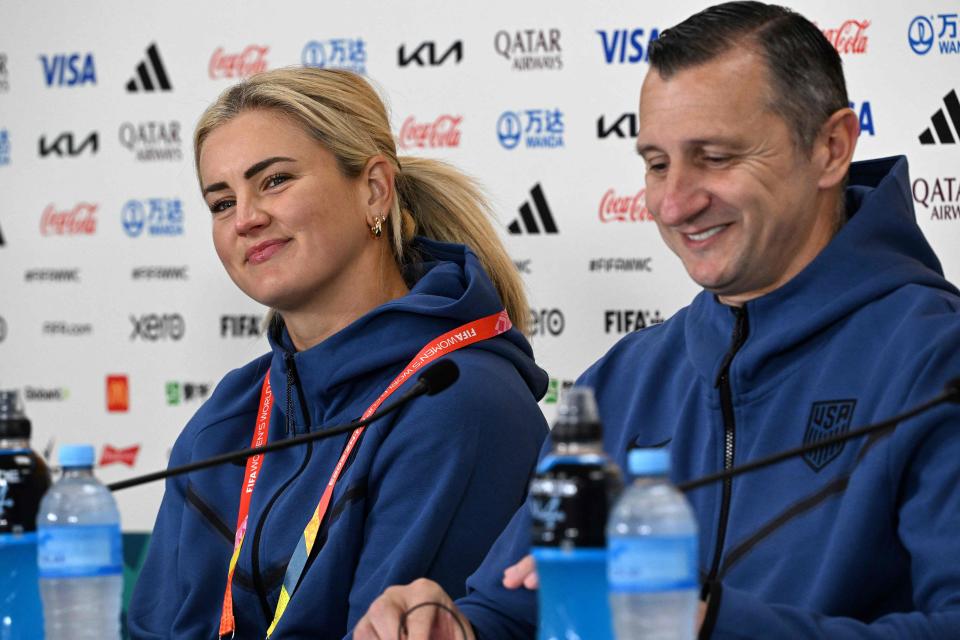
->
[218, 310, 513, 638]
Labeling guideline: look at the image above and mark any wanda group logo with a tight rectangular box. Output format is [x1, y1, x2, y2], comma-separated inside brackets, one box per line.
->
[599, 188, 653, 223]
[40, 202, 98, 235]
[209, 45, 269, 79]
[819, 19, 869, 54]
[397, 115, 462, 149]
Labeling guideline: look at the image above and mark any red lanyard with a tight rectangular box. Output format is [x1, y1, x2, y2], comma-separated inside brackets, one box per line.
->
[219, 310, 512, 637]
[219, 372, 272, 637]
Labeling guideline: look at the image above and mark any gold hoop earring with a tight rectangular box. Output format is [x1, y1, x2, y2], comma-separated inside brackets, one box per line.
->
[370, 215, 384, 239]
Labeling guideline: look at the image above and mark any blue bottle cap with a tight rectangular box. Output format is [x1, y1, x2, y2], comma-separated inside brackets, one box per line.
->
[628, 448, 669, 475]
[59, 444, 95, 467]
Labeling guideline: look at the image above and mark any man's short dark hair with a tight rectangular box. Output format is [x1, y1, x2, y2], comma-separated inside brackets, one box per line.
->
[648, 1, 849, 152]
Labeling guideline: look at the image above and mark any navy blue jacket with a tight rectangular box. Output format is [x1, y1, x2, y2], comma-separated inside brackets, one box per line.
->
[459, 156, 960, 639]
[129, 239, 549, 639]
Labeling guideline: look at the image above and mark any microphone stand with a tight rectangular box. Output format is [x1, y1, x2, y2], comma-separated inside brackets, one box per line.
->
[678, 381, 960, 493]
[108, 378, 431, 492]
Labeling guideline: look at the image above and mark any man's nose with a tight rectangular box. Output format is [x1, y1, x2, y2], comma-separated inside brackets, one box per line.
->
[652, 165, 710, 227]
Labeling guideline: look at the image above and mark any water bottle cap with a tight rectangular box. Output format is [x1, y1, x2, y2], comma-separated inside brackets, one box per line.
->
[59, 444, 95, 467]
[551, 386, 602, 443]
[628, 448, 670, 475]
[0, 389, 31, 439]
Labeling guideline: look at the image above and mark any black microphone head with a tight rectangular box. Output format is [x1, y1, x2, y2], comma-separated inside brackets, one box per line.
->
[419, 359, 460, 396]
[946, 377, 960, 403]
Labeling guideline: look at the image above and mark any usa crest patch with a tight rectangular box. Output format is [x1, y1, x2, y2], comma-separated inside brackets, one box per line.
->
[802, 399, 857, 471]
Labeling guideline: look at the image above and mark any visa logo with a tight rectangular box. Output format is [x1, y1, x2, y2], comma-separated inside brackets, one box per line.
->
[597, 29, 660, 64]
[848, 100, 875, 136]
[40, 53, 96, 87]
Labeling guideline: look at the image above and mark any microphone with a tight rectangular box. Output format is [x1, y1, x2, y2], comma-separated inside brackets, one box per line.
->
[677, 377, 960, 492]
[416, 358, 459, 395]
[108, 360, 461, 492]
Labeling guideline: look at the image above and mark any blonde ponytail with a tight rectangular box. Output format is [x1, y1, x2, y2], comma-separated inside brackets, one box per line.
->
[391, 157, 528, 335]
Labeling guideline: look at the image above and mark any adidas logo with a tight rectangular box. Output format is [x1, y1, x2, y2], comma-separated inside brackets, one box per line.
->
[126, 43, 172, 93]
[508, 183, 558, 235]
[919, 89, 960, 144]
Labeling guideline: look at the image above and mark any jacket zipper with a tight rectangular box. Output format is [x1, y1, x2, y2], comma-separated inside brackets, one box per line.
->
[250, 352, 314, 619]
[707, 305, 749, 584]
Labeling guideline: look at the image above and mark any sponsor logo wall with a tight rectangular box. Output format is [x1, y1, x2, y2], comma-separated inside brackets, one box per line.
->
[0, 1, 955, 531]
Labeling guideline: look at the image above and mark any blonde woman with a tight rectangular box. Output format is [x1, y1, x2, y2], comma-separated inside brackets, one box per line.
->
[129, 68, 548, 639]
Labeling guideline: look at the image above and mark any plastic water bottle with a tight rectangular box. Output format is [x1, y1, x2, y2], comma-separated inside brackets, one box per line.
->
[607, 449, 699, 640]
[530, 386, 622, 640]
[37, 444, 122, 640]
[0, 390, 52, 640]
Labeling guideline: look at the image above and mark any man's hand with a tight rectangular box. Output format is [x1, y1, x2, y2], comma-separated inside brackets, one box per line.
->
[501, 555, 709, 633]
[501, 554, 538, 590]
[354, 578, 475, 640]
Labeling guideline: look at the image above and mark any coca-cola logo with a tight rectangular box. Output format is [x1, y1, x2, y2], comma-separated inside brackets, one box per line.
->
[40, 202, 98, 235]
[398, 115, 462, 149]
[820, 19, 869, 55]
[598, 189, 653, 223]
[209, 45, 269, 79]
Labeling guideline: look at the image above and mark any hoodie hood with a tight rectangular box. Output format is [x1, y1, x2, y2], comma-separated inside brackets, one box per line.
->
[685, 156, 958, 395]
[266, 237, 547, 432]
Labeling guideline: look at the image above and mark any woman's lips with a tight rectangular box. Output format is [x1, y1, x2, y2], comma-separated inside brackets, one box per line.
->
[246, 239, 289, 264]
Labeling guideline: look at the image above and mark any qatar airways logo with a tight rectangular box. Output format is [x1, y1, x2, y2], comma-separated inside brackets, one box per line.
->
[599, 188, 653, 223]
[819, 19, 870, 54]
[912, 176, 960, 220]
[493, 29, 562, 71]
[209, 45, 269, 79]
[398, 115, 462, 149]
[40, 202, 97, 236]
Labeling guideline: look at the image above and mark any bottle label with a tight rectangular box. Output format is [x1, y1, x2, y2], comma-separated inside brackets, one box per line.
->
[608, 535, 698, 592]
[530, 458, 620, 547]
[0, 450, 51, 534]
[38, 524, 122, 578]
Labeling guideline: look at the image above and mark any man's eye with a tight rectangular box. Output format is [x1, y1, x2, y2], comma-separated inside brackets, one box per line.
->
[704, 156, 730, 165]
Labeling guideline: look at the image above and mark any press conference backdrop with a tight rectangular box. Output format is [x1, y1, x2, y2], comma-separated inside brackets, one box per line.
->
[0, 0, 958, 531]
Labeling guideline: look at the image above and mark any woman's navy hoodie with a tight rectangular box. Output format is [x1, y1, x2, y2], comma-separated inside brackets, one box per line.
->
[129, 238, 549, 639]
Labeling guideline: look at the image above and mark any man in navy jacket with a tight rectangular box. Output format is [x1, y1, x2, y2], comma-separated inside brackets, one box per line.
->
[356, 2, 960, 638]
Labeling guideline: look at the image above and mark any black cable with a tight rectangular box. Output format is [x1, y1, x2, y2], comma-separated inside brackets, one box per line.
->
[677, 387, 957, 493]
[399, 602, 468, 640]
[107, 380, 426, 492]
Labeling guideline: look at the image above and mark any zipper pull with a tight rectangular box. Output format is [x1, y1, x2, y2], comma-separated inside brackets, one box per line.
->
[284, 353, 297, 435]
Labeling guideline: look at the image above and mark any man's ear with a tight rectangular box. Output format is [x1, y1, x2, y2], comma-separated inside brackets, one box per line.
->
[814, 108, 859, 190]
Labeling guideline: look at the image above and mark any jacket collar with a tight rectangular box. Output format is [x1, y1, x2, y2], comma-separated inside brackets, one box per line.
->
[684, 156, 956, 394]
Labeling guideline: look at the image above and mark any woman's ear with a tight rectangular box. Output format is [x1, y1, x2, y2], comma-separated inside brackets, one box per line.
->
[362, 155, 395, 224]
